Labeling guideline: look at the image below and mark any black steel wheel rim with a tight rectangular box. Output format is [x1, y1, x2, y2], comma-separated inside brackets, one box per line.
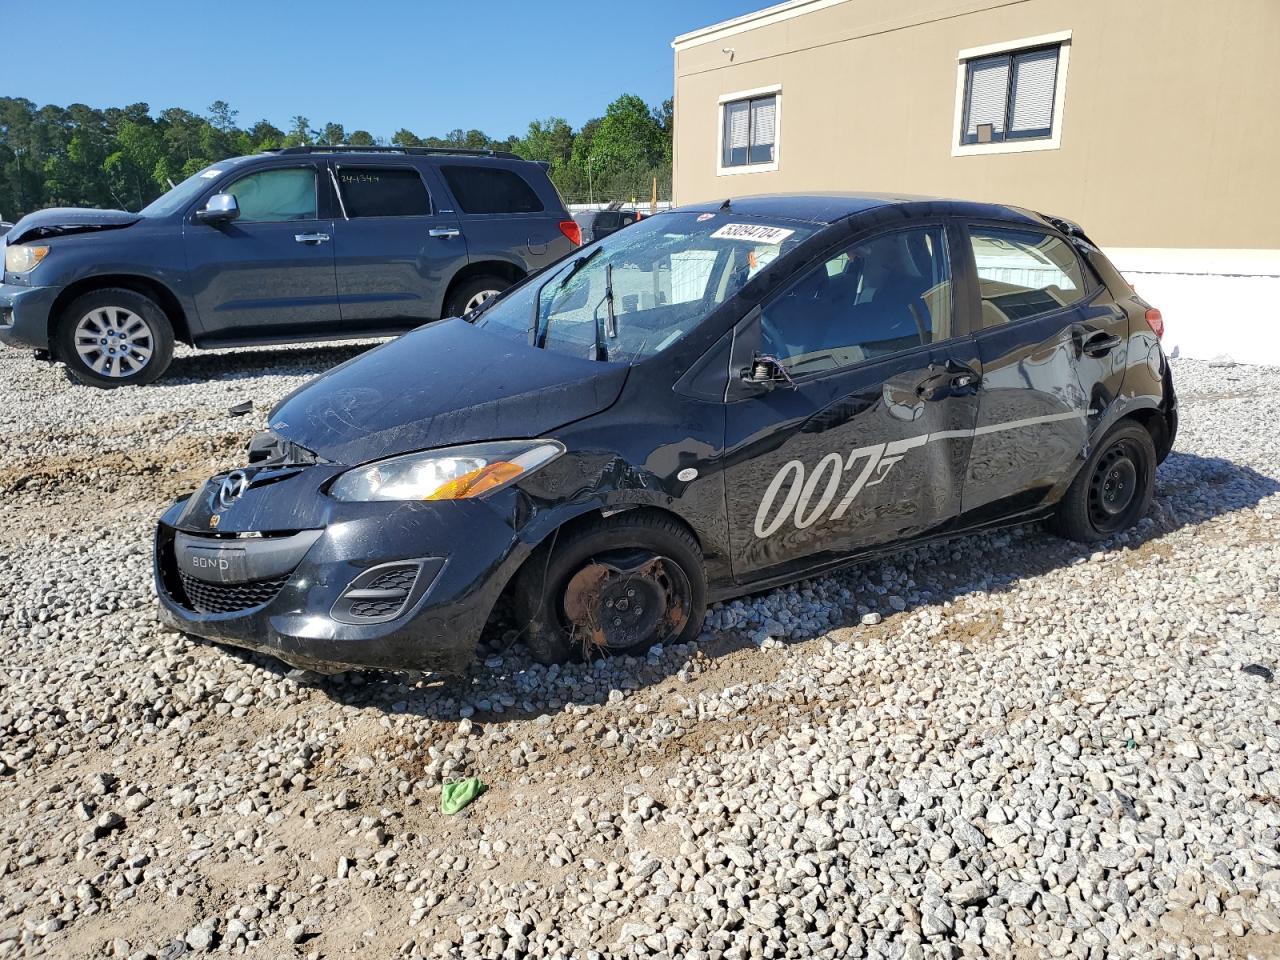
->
[560, 549, 692, 655]
[1087, 439, 1142, 532]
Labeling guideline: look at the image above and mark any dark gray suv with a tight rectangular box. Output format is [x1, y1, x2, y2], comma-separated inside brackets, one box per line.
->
[0, 146, 580, 387]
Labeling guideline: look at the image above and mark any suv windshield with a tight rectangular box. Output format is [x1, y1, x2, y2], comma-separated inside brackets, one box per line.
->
[138, 157, 254, 217]
[474, 211, 816, 361]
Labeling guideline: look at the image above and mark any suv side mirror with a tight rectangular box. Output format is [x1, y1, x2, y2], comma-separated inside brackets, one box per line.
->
[197, 194, 240, 224]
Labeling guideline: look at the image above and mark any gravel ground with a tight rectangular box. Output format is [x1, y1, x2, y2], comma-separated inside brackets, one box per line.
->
[0, 347, 1277, 960]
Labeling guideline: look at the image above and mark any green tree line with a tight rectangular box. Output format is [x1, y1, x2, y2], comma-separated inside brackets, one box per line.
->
[0, 94, 672, 220]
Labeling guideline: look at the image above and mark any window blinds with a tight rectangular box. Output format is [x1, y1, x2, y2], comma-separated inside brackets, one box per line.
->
[749, 97, 776, 148]
[724, 100, 750, 151]
[966, 56, 1011, 138]
[1009, 47, 1058, 134]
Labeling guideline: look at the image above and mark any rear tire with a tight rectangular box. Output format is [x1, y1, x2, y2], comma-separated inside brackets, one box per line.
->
[1052, 421, 1156, 543]
[513, 512, 707, 665]
[445, 275, 510, 318]
[56, 288, 174, 388]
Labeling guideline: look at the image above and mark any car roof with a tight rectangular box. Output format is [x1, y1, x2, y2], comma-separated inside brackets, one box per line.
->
[674, 192, 1050, 229]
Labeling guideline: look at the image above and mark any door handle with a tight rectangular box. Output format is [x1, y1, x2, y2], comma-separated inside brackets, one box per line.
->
[294, 233, 330, 244]
[1077, 327, 1122, 357]
[428, 227, 461, 239]
[915, 360, 979, 400]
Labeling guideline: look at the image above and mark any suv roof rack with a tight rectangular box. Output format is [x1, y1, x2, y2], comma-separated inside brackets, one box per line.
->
[265, 145, 522, 160]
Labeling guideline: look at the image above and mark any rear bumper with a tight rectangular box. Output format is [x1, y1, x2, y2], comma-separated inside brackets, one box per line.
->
[0, 283, 58, 350]
[153, 493, 528, 675]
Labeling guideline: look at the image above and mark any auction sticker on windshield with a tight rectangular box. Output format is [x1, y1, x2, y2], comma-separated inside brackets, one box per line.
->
[710, 223, 795, 244]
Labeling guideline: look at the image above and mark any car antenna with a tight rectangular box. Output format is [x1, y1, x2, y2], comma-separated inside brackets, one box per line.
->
[719, 198, 732, 211]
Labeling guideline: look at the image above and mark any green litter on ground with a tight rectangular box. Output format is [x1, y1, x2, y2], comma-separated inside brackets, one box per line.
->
[441, 777, 486, 815]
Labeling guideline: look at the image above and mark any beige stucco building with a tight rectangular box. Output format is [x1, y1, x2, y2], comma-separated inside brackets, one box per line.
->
[672, 0, 1280, 363]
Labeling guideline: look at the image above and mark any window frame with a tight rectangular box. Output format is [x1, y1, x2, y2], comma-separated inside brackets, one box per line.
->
[332, 163, 434, 219]
[750, 220, 961, 383]
[958, 220, 1102, 331]
[717, 84, 782, 176]
[951, 31, 1071, 157]
[214, 163, 321, 224]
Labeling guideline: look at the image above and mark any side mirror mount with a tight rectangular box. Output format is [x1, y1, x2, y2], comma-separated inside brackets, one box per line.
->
[739, 353, 796, 392]
[197, 194, 240, 225]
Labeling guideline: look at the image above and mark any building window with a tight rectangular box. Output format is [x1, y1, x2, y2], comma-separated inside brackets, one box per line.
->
[718, 86, 780, 174]
[952, 31, 1070, 156]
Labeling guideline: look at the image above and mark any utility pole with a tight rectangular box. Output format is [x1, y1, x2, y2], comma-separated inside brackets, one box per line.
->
[587, 155, 595, 207]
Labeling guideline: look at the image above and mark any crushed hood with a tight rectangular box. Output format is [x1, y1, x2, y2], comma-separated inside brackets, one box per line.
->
[8, 207, 140, 244]
[268, 319, 629, 464]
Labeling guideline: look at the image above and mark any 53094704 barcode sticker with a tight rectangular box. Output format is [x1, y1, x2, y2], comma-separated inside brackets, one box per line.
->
[709, 223, 796, 244]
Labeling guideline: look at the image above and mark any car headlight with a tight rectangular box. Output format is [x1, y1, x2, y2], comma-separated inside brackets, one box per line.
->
[329, 440, 565, 503]
[4, 244, 50, 274]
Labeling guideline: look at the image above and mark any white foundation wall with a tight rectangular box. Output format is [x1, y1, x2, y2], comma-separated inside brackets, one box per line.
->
[1105, 249, 1280, 366]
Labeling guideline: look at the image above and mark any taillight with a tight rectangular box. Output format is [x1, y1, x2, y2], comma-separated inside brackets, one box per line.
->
[559, 220, 582, 246]
[1144, 307, 1164, 339]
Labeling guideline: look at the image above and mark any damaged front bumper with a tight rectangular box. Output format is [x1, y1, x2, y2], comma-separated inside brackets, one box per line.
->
[153, 465, 530, 674]
[0, 282, 59, 350]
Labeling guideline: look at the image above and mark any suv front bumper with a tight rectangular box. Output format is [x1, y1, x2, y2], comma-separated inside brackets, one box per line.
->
[0, 283, 58, 350]
[153, 491, 529, 675]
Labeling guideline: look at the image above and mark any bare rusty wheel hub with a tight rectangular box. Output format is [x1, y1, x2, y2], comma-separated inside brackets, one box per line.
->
[561, 551, 690, 654]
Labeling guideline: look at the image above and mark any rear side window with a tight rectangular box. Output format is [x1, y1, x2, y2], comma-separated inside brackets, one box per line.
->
[968, 226, 1087, 327]
[225, 168, 317, 222]
[441, 165, 543, 214]
[336, 167, 431, 218]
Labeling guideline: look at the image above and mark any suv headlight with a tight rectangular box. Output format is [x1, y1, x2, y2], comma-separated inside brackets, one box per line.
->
[329, 440, 565, 503]
[4, 244, 50, 274]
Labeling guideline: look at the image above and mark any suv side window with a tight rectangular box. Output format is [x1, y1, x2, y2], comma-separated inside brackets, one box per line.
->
[968, 226, 1088, 327]
[760, 225, 953, 375]
[335, 166, 431, 218]
[440, 166, 543, 214]
[224, 168, 317, 223]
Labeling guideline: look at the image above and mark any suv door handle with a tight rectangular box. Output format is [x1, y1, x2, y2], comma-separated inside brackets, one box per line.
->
[428, 227, 461, 239]
[1077, 326, 1123, 357]
[294, 233, 330, 244]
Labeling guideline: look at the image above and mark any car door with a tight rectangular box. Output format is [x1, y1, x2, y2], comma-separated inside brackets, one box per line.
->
[328, 161, 467, 326]
[723, 222, 981, 584]
[957, 222, 1129, 519]
[183, 163, 339, 340]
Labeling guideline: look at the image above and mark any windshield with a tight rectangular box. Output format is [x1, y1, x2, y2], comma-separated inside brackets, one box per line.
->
[474, 211, 817, 361]
[138, 157, 252, 217]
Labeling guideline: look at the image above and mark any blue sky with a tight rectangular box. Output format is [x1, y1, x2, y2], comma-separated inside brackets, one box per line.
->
[10, 0, 762, 137]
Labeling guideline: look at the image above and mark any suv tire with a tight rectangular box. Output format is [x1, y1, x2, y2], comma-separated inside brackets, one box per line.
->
[445, 275, 510, 318]
[513, 511, 707, 665]
[1052, 421, 1156, 543]
[56, 288, 175, 388]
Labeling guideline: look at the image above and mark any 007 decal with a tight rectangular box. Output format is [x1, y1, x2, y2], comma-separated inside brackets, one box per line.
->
[753, 411, 1086, 539]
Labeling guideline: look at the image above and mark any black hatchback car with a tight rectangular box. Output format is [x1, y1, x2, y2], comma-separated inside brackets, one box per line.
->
[0, 146, 578, 388]
[154, 193, 1177, 675]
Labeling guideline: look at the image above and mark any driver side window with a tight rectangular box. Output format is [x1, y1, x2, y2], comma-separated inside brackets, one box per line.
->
[760, 225, 952, 374]
[224, 167, 318, 223]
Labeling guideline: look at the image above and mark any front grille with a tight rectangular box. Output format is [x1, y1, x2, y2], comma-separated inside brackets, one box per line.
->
[177, 572, 288, 615]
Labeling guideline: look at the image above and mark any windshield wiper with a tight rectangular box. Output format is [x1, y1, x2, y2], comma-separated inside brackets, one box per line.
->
[530, 246, 603, 347]
[592, 262, 619, 362]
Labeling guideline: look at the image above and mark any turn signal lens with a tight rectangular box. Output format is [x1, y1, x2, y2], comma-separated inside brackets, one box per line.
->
[559, 220, 582, 246]
[425, 461, 524, 500]
[1144, 307, 1164, 339]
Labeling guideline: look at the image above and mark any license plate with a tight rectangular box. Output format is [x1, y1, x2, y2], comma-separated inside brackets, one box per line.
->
[178, 545, 249, 583]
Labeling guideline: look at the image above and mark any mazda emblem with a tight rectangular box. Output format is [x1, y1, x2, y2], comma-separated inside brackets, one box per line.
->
[218, 470, 250, 509]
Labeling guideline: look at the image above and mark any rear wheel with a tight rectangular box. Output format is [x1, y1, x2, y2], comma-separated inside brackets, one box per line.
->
[55, 288, 174, 388]
[1052, 421, 1156, 542]
[513, 512, 707, 664]
[445, 275, 509, 318]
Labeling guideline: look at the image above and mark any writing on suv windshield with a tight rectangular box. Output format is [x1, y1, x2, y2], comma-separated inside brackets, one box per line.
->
[475, 211, 815, 361]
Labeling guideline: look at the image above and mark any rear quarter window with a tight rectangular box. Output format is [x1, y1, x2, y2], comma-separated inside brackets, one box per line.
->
[441, 165, 544, 215]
